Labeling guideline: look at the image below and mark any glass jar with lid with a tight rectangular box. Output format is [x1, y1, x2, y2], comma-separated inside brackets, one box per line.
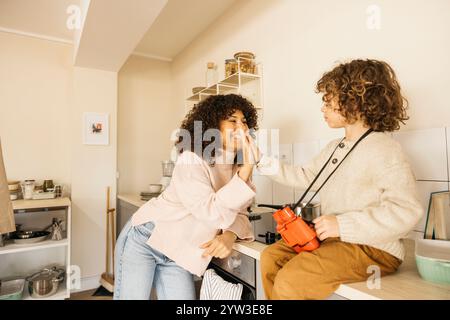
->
[234, 52, 256, 74]
[20, 180, 35, 200]
[225, 59, 238, 78]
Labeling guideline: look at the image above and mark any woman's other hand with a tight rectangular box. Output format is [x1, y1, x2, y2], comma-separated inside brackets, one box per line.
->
[200, 231, 237, 258]
[313, 215, 340, 241]
[246, 130, 261, 164]
[234, 130, 261, 181]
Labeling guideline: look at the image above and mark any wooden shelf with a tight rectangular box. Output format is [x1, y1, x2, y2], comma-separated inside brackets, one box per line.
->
[12, 197, 71, 211]
[0, 238, 68, 255]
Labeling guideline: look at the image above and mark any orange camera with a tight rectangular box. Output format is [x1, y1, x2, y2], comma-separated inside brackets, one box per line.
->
[272, 206, 319, 253]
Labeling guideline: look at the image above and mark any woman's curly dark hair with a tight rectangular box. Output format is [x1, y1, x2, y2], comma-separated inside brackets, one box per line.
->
[316, 59, 409, 131]
[176, 94, 258, 162]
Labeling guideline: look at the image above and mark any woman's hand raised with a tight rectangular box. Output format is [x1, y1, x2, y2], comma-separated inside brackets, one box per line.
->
[233, 130, 261, 182]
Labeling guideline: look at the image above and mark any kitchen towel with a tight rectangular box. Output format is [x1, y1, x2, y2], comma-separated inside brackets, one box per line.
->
[0, 140, 15, 234]
[200, 268, 243, 300]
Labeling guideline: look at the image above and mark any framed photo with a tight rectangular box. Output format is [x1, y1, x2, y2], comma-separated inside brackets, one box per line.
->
[83, 112, 109, 145]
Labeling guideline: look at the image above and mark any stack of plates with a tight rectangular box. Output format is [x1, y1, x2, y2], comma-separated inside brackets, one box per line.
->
[140, 192, 160, 201]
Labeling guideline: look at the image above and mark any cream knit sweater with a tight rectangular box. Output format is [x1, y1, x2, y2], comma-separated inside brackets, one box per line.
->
[257, 131, 423, 261]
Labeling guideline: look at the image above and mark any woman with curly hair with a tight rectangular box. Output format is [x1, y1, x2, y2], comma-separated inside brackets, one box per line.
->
[255, 59, 423, 299]
[114, 94, 259, 300]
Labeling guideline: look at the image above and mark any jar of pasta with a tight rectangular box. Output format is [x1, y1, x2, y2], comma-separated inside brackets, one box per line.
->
[234, 52, 256, 74]
[225, 59, 238, 78]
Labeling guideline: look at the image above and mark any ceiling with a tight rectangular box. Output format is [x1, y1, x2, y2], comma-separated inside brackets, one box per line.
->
[0, 0, 237, 61]
[0, 0, 80, 42]
[134, 0, 237, 60]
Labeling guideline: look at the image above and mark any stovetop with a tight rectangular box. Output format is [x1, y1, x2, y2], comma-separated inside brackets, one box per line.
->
[247, 206, 280, 245]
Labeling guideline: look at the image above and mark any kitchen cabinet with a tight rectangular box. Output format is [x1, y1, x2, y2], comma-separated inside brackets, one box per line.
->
[116, 194, 145, 235]
[0, 197, 71, 300]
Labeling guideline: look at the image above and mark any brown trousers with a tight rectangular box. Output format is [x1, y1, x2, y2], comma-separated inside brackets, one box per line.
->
[260, 237, 402, 300]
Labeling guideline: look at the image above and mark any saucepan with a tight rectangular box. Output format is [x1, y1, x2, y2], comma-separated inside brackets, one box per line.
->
[26, 267, 65, 298]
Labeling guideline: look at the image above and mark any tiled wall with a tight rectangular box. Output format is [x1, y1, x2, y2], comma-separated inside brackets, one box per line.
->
[253, 127, 450, 239]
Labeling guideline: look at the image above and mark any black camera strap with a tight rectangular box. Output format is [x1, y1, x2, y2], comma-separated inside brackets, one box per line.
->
[291, 128, 374, 213]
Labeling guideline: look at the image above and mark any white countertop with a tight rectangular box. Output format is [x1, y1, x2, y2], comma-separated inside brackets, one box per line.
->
[118, 194, 450, 300]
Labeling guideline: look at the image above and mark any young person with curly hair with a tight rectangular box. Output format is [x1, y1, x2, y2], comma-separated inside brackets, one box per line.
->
[114, 94, 259, 300]
[254, 59, 423, 299]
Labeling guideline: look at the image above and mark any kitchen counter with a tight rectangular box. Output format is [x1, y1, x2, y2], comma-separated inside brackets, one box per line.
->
[117, 194, 146, 208]
[239, 237, 450, 300]
[117, 194, 450, 300]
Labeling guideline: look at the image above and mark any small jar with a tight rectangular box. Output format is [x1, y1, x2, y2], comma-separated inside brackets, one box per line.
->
[234, 52, 256, 74]
[205, 62, 217, 87]
[21, 180, 35, 200]
[225, 59, 238, 78]
[43, 180, 54, 192]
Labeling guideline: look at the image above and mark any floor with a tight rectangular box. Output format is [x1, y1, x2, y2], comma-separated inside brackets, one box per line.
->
[68, 288, 113, 300]
[68, 280, 202, 300]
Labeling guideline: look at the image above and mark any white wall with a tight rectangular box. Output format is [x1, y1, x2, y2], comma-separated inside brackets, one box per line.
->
[170, 0, 450, 239]
[0, 32, 72, 187]
[118, 55, 176, 195]
[171, 0, 450, 143]
[0, 31, 118, 281]
[70, 67, 117, 278]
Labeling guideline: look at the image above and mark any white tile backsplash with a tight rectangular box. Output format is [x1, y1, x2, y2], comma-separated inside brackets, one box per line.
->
[414, 181, 449, 232]
[272, 144, 295, 205]
[252, 175, 273, 205]
[393, 128, 448, 181]
[273, 181, 295, 206]
[276, 143, 293, 164]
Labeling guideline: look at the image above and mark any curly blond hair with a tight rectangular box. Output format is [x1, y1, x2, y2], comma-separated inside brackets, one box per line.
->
[316, 59, 409, 131]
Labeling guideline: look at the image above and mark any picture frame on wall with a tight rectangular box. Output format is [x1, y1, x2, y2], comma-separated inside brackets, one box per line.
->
[83, 112, 109, 145]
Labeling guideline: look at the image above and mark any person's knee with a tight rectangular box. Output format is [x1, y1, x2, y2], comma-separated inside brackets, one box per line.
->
[260, 246, 277, 272]
[272, 267, 307, 299]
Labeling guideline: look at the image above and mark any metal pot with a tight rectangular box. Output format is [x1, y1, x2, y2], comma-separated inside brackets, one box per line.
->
[26, 267, 65, 298]
[257, 202, 321, 223]
[294, 202, 321, 222]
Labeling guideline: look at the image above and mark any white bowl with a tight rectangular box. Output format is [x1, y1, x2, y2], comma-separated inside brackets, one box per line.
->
[149, 184, 162, 193]
[10, 194, 18, 200]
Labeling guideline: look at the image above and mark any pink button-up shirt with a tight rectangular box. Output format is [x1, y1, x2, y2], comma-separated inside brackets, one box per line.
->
[132, 150, 256, 276]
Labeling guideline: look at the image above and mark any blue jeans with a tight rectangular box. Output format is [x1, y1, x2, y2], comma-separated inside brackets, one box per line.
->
[113, 220, 195, 300]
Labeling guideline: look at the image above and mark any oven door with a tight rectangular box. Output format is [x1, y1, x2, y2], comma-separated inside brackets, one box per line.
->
[208, 250, 256, 300]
